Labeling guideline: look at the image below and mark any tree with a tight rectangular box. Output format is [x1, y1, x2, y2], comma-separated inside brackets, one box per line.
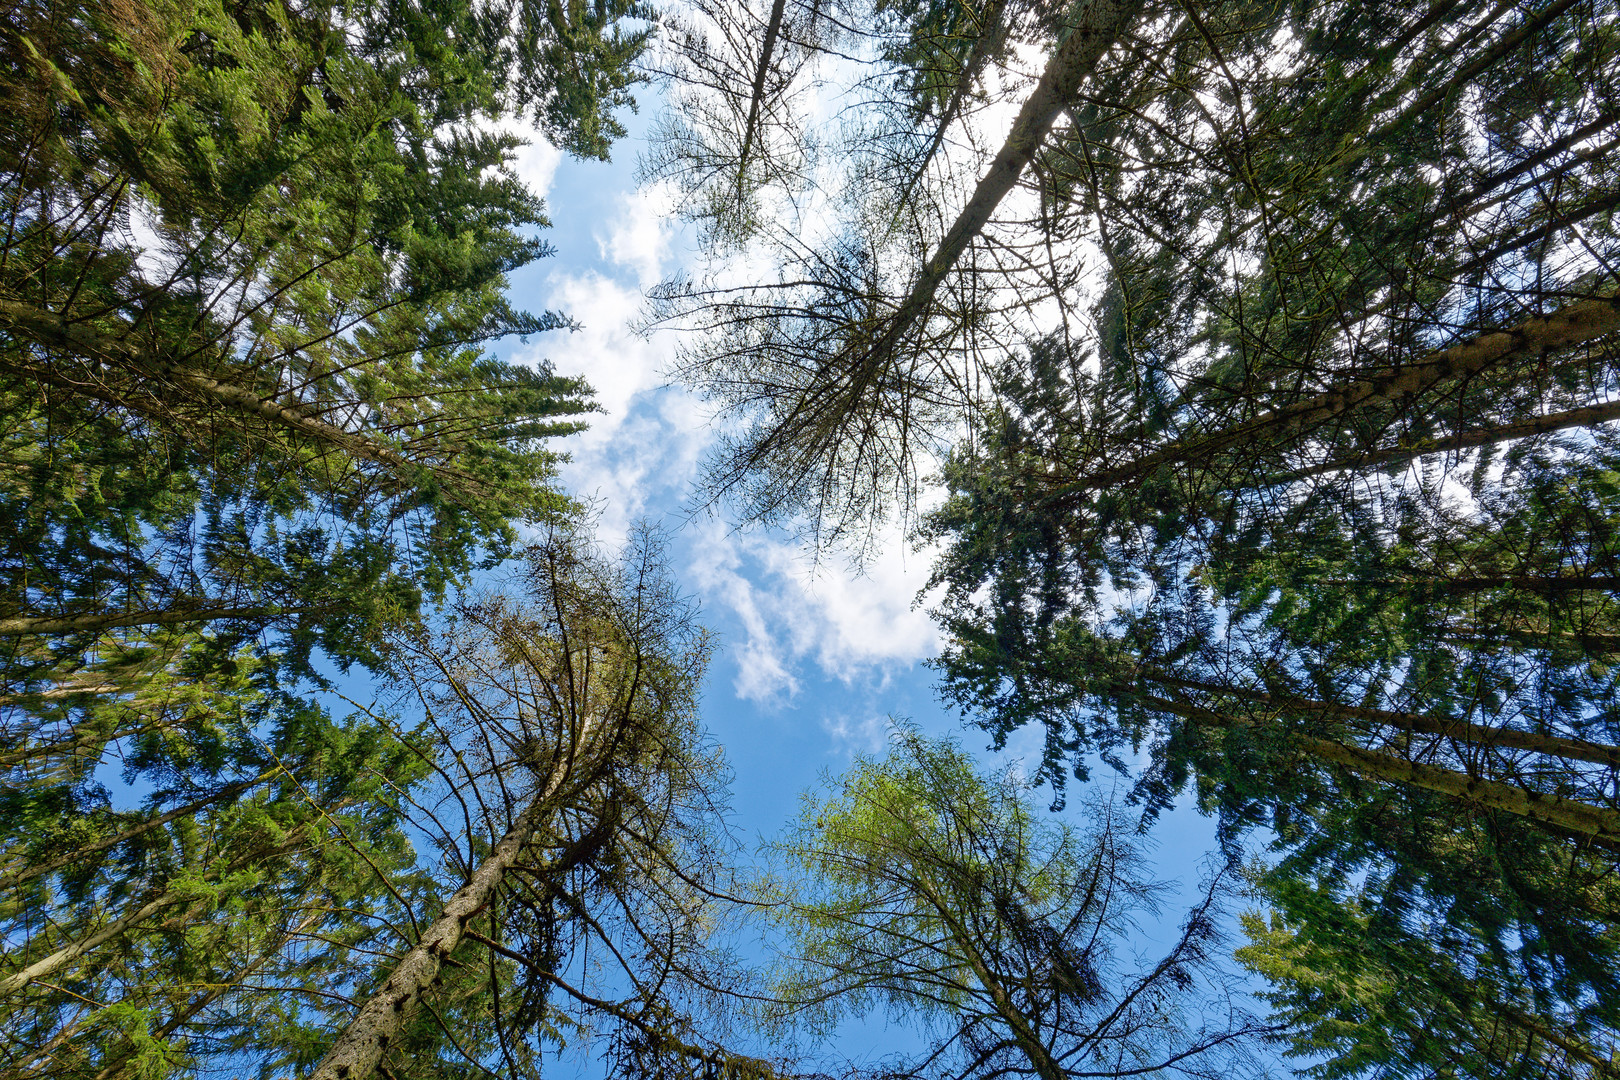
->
[767, 728, 1269, 1080]
[0, 0, 618, 665]
[1237, 880, 1619, 1080]
[652, 0, 1149, 543]
[0, 2, 667, 1075]
[301, 524, 776, 1080]
[0, 684, 433, 1080]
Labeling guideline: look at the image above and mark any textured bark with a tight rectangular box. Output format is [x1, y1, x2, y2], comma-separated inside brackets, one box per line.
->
[0, 604, 292, 637]
[1140, 693, 1620, 842]
[305, 751, 581, 1080]
[861, 0, 1143, 372]
[1281, 397, 1620, 483]
[1068, 293, 1620, 492]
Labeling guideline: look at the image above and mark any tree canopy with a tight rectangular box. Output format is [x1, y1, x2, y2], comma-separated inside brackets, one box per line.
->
[654, 0, 1620, 1073]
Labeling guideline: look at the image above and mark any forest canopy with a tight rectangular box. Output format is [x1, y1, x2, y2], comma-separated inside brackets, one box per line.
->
[5, 0, 1620, 1077]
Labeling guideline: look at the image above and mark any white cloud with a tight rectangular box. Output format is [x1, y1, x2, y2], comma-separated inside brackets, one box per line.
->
[510, 131, 563, 202]
[511, 269, 708, 544]
[820, 712, 891, 757]
[599, 182, 677, 289]
[685, 517, 944, 704]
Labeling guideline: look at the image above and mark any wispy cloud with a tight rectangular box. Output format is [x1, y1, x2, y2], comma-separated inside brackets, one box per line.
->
[685, 519, 943, 703]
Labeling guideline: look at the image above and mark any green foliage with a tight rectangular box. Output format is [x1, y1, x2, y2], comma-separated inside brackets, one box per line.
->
[768, 728, 1266, 1079]
[661, 0, 1620, 1073]
[0, 0, 654, 1075]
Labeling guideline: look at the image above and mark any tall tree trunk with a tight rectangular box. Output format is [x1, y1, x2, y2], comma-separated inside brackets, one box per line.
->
[912, 874, 1068, 1080]
[0, 604, 297, 637]
[1142, 671, 1620, 768]
[305, 741, 589, 1080]
[1319, 575, 1620, 595]
[1279, 398, 1620, 484]
[861, 0, 1143, 374]
[1064, 293, 1620, 492]
[735, 0, 789, 194]
[1140, 693, 1620, 844]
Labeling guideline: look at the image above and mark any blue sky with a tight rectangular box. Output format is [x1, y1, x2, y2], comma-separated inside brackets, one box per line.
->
[479, 98, 1280, 1074]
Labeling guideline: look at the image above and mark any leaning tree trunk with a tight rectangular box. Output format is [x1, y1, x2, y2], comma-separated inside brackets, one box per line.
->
[1066, 292, 1620, 492]
[1142, 671, 1620, 769]
[862, 0, 1144, 372]
[1140, 693, 1620, 845]
[305, 747, 584, 1080]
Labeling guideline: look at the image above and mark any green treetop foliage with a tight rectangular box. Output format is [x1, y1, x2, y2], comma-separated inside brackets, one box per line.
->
[0, 3, 663, 1076]
[0, 0, 654, 677]
[766, 729, 1271, 1080]
[0, 683, 435, 1080]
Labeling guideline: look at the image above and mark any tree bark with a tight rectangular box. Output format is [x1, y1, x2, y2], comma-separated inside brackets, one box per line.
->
[1140, 693, 1620, 843]
[1143, 671, 1620, 769]
[304, 743, 587, 1080]
[0, 604, 294, 637]
[1066, 293, 1620, 492]
[1279, 397, 1620, 484]
[861, 0, 1143, 373]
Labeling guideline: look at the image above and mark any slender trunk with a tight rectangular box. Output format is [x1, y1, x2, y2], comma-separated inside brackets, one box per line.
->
[0, 714, 189, 771]
[893, 0, 1010, 216]
[0, 893, 192, 996]
[1303, 732, 1620, 843]
[1065, 293, 1620, 492]
[1438, 624, 1620, 655]
[305, 734, 591, 1080]
[0, 604, 293, 637]
[1320, 575, 1620, 595]
[734, 0, 788, 193]
[1279, 397, 1620, 484]
[861, 0, 1142, 373]
[1477, 998, 1616, 1077]
[0, 841, 287, 1001]
[912, 875, 1066, 1080]
[1141, 693, 1620, 843]
[1144, 672, 1620, 769]
[0, 836, 305, 996]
